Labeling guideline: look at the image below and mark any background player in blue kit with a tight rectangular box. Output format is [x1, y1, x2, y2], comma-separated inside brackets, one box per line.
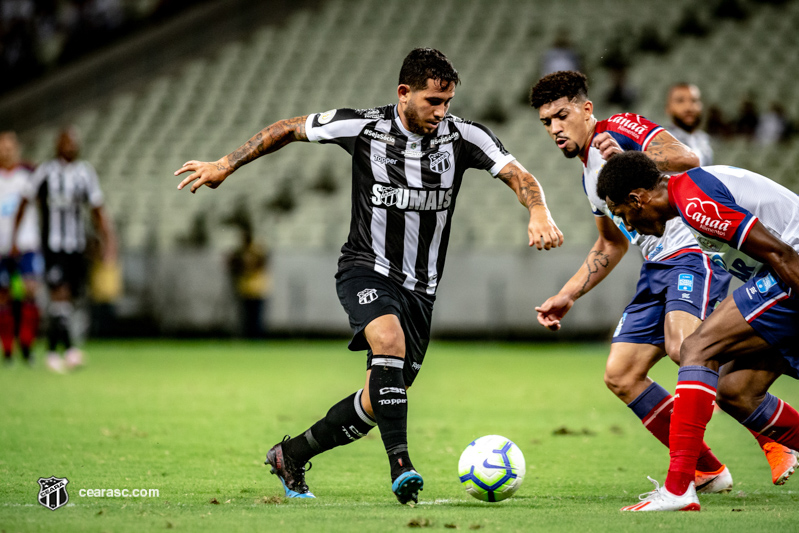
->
[599, 151, 799, 511]
[175, 48, 563, 504]
[529, 71, 794, 491]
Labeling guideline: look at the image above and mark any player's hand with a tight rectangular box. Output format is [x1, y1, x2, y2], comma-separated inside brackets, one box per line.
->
[592, 132, 624, 161]
[528, 208, 564, 250]
[175, 159, 231, 193]
[535, 294, 574, 331]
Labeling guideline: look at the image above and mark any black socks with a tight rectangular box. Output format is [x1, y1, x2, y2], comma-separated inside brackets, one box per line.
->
[283, 389, 376, 465]
[369, 355, 413, 480]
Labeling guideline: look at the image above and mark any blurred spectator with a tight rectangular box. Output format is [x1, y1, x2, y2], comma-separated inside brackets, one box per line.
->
[0, 0, 207, 95]
[665, 82, 713, 165]
[605, 66, 637, 108]
[735, 96, 759, 139]
[705, 105, 733, 138]
[15, 126, 117, 372]
[0, 131, 41, 366]
[228, 227, 271, 339]
[541, 29, 582, 77]
[755, 101, 792, 146]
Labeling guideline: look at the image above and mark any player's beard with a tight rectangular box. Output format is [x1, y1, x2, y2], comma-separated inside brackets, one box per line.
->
[672, 114, 701, 133]
[403, 100, 431, 135]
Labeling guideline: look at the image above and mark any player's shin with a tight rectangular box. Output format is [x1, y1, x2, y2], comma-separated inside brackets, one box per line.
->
[47, 301, 73, 351]
[628, 382, 723, 473]
[0, 304, 14, 359]
[18, 301, 38, 359]
[667, 366, 719, 495]
[743, 394, 799, 450]
[369, 355, 413, 480]
[282, 389, 376, 464]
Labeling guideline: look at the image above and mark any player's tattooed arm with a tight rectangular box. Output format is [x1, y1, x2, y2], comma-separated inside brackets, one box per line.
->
[175, 116, 308, 193]
[576, 249, 611, 298]
[225, 116, 309, 171]
[644, 130, 699, 172]
[497, 160, 564, 250]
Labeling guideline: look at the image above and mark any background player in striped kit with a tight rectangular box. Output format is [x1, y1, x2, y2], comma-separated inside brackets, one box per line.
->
[529, 70, 795, 491]
[176, 48, 563, 504]
[599, 152, 799, 511]
[0, 131, 42, 365]
[665, 82, 714, 166]
[14, 126, 117, 373]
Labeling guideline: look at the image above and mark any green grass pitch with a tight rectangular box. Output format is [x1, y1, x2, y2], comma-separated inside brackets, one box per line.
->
[1, 339, 798, 532]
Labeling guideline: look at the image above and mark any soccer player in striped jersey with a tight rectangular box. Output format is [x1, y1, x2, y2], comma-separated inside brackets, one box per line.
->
[13, 126, 118, 373]
[599, 151, 799, 511]
[0, 131, 42, 365]
[176, 48, 563, 504]
[530, 70, 795, 492]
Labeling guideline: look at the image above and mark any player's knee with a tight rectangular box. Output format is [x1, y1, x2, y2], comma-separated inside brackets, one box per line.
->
[715, 381, 759, 422]
[678, 333, 710, 367]
[603, 365, 641, 398]
[368, 327, 405, 358]
[664, 338, 683, 363]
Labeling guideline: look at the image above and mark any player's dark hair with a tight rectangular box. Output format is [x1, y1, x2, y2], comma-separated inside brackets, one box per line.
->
[399, 48, 460, 91]
[529, 70, 588, 109]
[596, 151, 662, 204]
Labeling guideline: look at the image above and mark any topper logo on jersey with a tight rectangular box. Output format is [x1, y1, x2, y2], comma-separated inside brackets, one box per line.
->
[429, 151, 451, 174]
[608, 115, 647, 136]
[371, 184, 453, 211]
[685, 197, 733, 237]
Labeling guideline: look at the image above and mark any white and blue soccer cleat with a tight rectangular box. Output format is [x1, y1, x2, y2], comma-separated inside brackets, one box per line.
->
[392, 470, 423, 505]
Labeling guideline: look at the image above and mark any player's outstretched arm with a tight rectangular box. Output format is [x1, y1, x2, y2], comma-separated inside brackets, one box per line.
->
[175, 115, 309, 193]
[643, 130, 699, 172]
[496, 160, 564, 250]
[535, 216, 628, 331]
[741, 221, 799, 295]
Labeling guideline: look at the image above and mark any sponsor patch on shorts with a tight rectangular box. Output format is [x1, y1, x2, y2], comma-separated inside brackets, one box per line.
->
[678, 273, 694, 292]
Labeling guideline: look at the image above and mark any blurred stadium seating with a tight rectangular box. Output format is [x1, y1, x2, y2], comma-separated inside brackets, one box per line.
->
[1, 0, 796, 335]
[5, 0, 797, 255]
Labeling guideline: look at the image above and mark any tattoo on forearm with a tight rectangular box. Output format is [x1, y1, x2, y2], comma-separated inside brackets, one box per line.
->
[227, 116, 308, 170]
[578, 250, 610, 297]
[498, 166, 544, 209]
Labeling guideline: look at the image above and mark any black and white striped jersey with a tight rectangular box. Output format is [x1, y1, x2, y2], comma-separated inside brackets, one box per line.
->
[306, 104, 515, 296]
[24, 158, 105, 254]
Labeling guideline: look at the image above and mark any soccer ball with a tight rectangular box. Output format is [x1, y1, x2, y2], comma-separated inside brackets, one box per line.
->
[458, 435, 526, 502]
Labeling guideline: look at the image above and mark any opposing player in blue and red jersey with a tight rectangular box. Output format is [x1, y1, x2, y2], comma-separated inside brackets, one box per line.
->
[530, 71, 795, 491]
[599, 151, 799, 511]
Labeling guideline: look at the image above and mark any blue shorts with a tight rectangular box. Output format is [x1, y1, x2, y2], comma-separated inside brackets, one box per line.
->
[733, 268, 799, 378]
[612, 250, 731, 346]
[0, 252, 44, 288]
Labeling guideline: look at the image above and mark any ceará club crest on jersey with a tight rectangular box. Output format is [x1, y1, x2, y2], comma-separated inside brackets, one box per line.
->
[428, 151, 451, 174]
[38, 476, 69, 511]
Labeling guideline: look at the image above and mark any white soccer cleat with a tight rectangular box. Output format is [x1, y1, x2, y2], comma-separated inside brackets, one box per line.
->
[620, 477, 701, 512]
[46, 352, 66, 374]
[64, 348, 85, 370]
[696, 465, 733, 494]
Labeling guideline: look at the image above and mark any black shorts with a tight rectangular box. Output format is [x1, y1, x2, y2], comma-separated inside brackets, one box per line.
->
[335, 267, 434, 387]
[45, 252, 87, 296]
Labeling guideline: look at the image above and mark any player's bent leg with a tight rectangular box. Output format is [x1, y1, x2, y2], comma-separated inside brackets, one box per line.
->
[363, 315, 423, 503]
[604, 342, 665, 404]
[667, 297, 770, 496]
[716, 353, 799, 484]
[662, 310, 702, 365]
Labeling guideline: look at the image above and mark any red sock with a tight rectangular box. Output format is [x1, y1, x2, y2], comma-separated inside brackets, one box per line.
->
[748, 428, 776, 449]
[0, 305, 14, 356]
[760, 399, 799, 449]
[18, 301, 38, 350]
[666, 377, 718, 495]
[642, 395, 723, 472]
